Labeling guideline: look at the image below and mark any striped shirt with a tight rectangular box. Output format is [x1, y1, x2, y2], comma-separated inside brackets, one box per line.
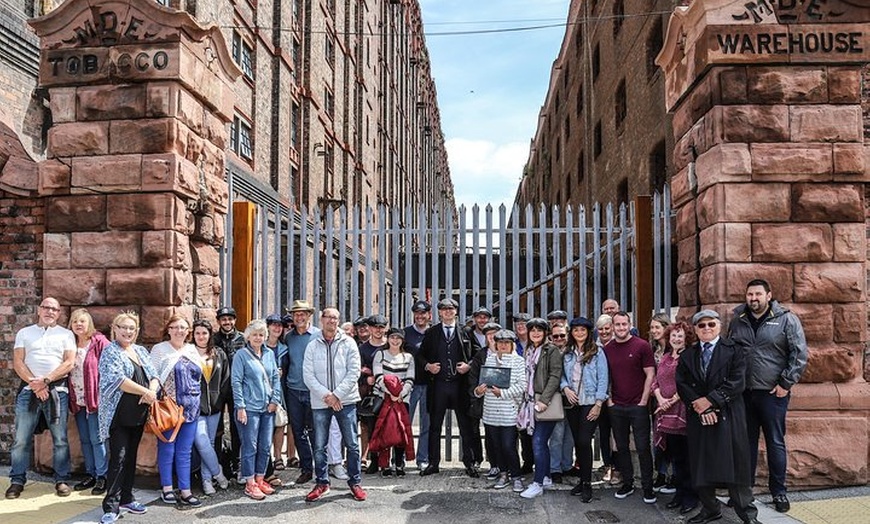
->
[373, 349, 415, 401]
[479, 352, 527, 427]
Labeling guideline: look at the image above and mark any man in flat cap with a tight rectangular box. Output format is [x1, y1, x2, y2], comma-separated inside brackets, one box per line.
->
[404, 300, 432, 470]
[419, 298, 479, 477]
[214, 306, 246, 479]
[467, 306, 493, 352]
[676, 310, 758, 524]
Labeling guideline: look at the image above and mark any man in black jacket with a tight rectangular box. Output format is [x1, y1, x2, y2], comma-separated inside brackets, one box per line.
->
[677, 310, 758, 524]
[213, 306, 246, 481]
[419, 298, 480, 477]
[728, 279, 807, 514]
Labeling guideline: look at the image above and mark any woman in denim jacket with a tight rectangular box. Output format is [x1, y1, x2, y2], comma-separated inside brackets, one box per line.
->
[561, 316, 609, 502]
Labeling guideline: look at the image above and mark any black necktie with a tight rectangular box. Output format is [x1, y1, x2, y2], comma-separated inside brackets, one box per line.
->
[701, 342, 713, 374]
[445, 326, 453, 341]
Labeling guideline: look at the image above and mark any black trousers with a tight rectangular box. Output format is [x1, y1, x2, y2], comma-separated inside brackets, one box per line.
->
[597, 402, 616, 467]
[519, 430, 534, 467]
[565, 405, 599, 483]
[102, 424, 144, 514]
[664, 433, 697, 507]
[428, 381, 479, 467]
[698, 483, 757, 523]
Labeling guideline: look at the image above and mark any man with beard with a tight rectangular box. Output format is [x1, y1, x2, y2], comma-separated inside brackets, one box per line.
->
[728, 280, 807, 514]
[678, 311, 758, 524]
[404, 300, 432, 470]
[419, 298, 479, 477]
[467, 307, 492, 352]
[214, 306, 247, 480]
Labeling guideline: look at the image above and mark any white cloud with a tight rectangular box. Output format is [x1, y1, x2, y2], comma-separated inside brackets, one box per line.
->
[446, 138, 528, 209]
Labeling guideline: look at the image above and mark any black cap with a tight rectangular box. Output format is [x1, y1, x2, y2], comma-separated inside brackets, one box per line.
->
[411, 300, 431, 313]
[547, 310, 568, 320]
[437, 298, 459, 310]
[352, 316, 368, 327]
[386, 327, 405, 339]
[281, 314, 293, 325]
[472, 306, 492, 318]
[265, 314, 284, 325]
[366, 314, 388, 328]
[569, 316, 594, 331]
[512, 312, 531, 322]
[216, 306, 236, 319]
[526, 317, 549, 332]
[482, 322, 501, 333]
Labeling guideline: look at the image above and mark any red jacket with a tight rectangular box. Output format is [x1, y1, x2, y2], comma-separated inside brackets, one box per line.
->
[369, 375, 415, 466]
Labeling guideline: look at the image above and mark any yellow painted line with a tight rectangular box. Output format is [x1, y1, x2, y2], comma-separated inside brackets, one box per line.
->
[789, 495, 870, 524]
[1, 479, 101, 523]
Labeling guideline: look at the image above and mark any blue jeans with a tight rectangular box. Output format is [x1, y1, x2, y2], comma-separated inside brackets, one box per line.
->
[75, 409, 107, 478]
[745, 389, 790, 496]
[239, 411, 274, 479]
[549, 419, 574, 474]
[531, 420, 556, 484]
[10, 388, 71, 485]
[286, 387, 315, 473]
[157, 418, 197, 489]
[312, 404, 361, 486]
[408, 384, 430, 465]
[193, 413, 223, 479]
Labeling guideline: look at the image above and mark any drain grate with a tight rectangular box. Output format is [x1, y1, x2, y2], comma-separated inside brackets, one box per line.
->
[584, 510, 620, 523]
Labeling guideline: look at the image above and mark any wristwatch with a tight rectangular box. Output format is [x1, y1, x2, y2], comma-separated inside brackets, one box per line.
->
[43, 377, 51, 385]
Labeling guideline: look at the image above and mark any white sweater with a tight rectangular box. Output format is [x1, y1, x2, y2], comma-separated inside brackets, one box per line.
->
[479, 352, 527, 427]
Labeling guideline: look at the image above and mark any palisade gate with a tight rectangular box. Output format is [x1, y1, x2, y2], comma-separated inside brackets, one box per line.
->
[219, 187, 675, 334]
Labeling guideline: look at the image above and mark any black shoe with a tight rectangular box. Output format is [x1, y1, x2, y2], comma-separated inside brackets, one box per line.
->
[653, 473, 667, 492]
[681, 502, 699, 514]
[395, 467, 406, 477]
[666, 497, 683, 509]
[565, 466, 581, 477]
[74, 476, 96, 491]
[550, 472, 563, 484]
[91, 477, 107, 496]
[687, 511, 722, 524]
[381, 468, 393, 477]
[570, 482, 593, 503]
[773, 493, 790, 513]
[614, 484, 634, 499]
[365, 462, 379, 475]
[419, 465, 440, 476]
[643, 488, 657, 504]
[5, 484, 23, 499]
[520, 463, 533, 475]
[465, 465, 480, 478]
[294, 471, 313, 485]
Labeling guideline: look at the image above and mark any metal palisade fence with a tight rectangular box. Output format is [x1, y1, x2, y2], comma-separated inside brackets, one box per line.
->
[220, 187, 675, 329]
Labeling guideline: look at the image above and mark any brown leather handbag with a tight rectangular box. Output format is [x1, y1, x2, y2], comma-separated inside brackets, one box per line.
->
[145, 392, 185, 443]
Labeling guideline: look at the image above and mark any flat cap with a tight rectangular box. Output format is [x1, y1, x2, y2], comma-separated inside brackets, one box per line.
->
[568, 316, 594, 330]
[526, 317, 550, 332]
[216, 306, 236, 318]
[493, 329, 516, 342]
[547, 310, 568, 320]
[411, 300, 431, 313]
[366, 314, 388, 327]
[512, 312, 531, 322]
[692, 309, 720, 325]
[482, 322, 502, 333]
[472, 306, 492, 317]
[437, 298, 459, 310]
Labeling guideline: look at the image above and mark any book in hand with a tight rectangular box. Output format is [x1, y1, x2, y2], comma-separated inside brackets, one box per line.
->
[479, 366, 511, 390]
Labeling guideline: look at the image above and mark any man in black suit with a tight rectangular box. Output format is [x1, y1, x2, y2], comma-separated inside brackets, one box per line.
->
[676, 310, 759, 524]
[419, 298, 480, 477]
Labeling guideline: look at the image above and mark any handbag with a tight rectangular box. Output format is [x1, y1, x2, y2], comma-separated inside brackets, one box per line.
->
[534, 392, 565, 421]
[145, 392, 185, 443]
[274, 403, 289, 427]
[358, 394, 383, 418]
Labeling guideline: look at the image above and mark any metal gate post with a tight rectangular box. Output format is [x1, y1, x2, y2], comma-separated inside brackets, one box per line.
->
[634, 195, 653, 339]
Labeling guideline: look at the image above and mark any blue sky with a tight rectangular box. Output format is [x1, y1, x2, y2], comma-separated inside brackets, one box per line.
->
[418, 0, 571, 210]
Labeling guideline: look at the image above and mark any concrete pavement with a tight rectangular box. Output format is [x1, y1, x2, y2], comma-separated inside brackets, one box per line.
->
[2, 464, 837, 524]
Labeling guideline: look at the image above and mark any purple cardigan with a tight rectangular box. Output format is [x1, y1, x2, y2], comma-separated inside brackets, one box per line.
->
[70, 331, 110, 414]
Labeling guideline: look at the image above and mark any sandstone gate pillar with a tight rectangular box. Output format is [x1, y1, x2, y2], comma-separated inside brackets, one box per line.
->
[27, 0, 240, 472]
[658, 0, 870, 487]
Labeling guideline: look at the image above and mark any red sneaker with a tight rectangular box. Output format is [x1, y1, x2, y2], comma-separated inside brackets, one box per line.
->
[350, 484, 367, 501]
[244, 480, 266, 500]
[305, 483, 330, 502]
[257, 479, 275, 495]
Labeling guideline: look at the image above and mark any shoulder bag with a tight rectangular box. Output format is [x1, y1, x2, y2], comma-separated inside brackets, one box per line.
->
[145, 390, 185, 443]
[534, 392, 565, 422]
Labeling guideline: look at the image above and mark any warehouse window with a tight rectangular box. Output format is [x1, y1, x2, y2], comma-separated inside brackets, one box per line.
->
[231, 115, 253, 160]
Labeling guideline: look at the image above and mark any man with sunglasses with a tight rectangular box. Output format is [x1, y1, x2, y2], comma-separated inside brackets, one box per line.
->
[7, 297, 77, 499]
[677, 310, 758, 524]
[728, 279, 807, 514]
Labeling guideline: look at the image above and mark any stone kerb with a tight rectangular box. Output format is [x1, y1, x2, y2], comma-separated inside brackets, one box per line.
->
[659, 0, 870, 487]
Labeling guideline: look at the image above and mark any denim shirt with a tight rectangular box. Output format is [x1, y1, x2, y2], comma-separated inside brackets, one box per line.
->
[560, 348, 609, 406]
[232, 345, 282, 413]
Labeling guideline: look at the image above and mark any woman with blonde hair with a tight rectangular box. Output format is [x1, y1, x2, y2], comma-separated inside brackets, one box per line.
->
[151, 314, 203, 507]
[97, 312, 159, 524]
[68, 308, 110, 495]
[232, 319, 282, 500]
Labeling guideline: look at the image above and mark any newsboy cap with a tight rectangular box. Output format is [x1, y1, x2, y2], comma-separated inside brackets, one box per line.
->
[692, 309, 720, 325]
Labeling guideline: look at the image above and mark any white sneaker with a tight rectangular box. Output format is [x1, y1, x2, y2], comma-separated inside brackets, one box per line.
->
[512, 478, 525, 493]
[542, 476, 553, 489]
[99, 512, 119, 524]
[236, 471, 246, 485]
[202, 478, 216, 496]
[520, 482, 544, 499]
[330, 464, 349, 480]
[214, 473, 229, 490]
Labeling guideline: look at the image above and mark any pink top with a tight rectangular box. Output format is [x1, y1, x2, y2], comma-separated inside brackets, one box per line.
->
[651, 350, 687, 449]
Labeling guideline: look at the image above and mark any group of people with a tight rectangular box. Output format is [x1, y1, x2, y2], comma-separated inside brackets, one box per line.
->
[5, 277, 807, 524]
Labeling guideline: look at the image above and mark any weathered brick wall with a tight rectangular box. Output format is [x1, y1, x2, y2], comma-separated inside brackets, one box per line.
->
[863, 62, 870, 383]
[0, 190, 43, 462]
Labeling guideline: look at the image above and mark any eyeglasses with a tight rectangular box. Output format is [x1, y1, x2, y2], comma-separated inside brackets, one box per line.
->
[551, 334, 567, 339]
[115, 325, 137, 332]
[39, 305, 61, 312]
[168, 326, 189, 331]
[695, 322, 717, 329]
